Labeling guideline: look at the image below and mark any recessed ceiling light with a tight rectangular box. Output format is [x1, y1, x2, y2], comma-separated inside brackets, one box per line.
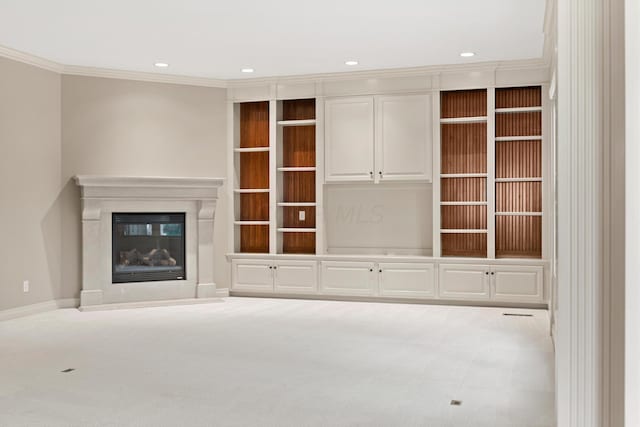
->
[460, 52, 475, 58]
[241, 68, 254, 73]
[154, 62, 169, 68]
[345, 60, 359, 66]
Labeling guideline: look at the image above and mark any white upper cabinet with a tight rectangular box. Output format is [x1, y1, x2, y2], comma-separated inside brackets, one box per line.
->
[375, 94, 432, 182]
[324, 96, 375, 182]
[324, 94, 432, 183]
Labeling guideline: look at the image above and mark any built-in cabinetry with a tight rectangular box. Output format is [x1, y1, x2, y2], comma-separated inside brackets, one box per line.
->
[230, 256, 544, 304]
[232, 259, 318, 294]
[228, 74, 550, 308]
[438, 263, 543, 303]
[438, 86, 544, 259]
[324, 94, 432, 183]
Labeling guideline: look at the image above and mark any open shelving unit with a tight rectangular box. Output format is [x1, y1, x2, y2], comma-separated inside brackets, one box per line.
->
[233, 101, 271, 253]
[494, 86, 543, 258]
[439, 89, 488, 257]
[276, 99, 317, 254]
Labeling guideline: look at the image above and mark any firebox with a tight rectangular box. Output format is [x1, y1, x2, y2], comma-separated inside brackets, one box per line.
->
[112, 213, 186, 283]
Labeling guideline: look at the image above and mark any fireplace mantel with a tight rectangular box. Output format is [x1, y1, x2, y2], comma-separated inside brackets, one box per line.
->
[75, 175, 224, 308]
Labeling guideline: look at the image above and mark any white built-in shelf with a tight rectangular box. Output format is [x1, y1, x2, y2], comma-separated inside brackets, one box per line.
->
[277, 167, 316, 172]
[277, 202, 317, 207]
[277, 119, 317, 127]
[234, 147, 270, 153]
[233, 188, 270, 193]
[440, 201, 488, 206]
[277, 228, 317, 233]
[440, 173, 488, 178]
[495, 136, 543, 142]
[440, 116, 487, 124]
[440, 229, 488, 234]
[495, 212, 543, 216]
[495, 177, 543, 182]
[495, 106, 543, 113]
[234, 221, 270, 225]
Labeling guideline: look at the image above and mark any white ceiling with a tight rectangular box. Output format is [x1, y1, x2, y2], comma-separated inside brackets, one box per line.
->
[0, 0, 546, 80]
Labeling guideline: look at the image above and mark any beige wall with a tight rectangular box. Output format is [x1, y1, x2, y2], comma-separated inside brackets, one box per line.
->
[0, 57, 62, 310]
[60, 76, 228, 299]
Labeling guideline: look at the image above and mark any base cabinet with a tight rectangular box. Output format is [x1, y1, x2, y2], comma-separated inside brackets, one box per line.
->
[379, 263, 436, 298]
[320, 261, 376, 296]
[492, 265, 543, 303]
[232, 260, 274, 292]
[232, 260, 317, 294]
[439, 264, 490, 300]
[231, 258, 545, 305]
[439, 264, 544, 303]
[274, 260, 318, 294]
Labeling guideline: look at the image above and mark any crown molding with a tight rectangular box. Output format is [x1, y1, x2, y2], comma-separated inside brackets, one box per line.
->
[61, 64, 227, 88]
[225, 58, 549, 88]
[0, 44, 64, 73]
[0, 42, 549, 90]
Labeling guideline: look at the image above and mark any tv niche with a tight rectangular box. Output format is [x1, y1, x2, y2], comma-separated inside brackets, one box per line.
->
[112, 213, 186, 283]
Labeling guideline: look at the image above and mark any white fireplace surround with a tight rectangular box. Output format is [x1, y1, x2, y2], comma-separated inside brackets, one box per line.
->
[75, 176, 225, 308]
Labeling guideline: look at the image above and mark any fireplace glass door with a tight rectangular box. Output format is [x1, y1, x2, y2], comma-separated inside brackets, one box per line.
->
[112, 213, 186, 283]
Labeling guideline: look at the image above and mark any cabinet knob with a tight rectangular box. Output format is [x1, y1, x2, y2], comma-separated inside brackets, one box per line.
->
[485, 271, 489, 275]
[491, 272, 494, 275]
[379, 171, 382, 176]
[369, 268, 373, 272]
[369, 171, 373, 177]
[273, 266, 277, 270]
[269, 266, 272, 269]
[379, 269, 382, 273]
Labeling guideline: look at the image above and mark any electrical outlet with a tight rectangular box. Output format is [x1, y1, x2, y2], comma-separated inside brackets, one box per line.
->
[23, 280, 29, 293]
[298, 210, 305, 221]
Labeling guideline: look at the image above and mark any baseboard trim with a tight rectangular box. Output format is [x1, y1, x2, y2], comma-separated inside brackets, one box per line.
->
[229, 291, 548, 310]
[215, 288, 230, 297]
[0, 298, 80, 322]
[78, 297, 225, 312]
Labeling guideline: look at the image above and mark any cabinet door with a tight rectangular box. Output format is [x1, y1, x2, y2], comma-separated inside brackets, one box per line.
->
[491, 265, 544, 303]
[438, 264, 490, 300]
[320, 261, 376, 296]
[375, 94, 432, 182]
[274, 260, 318, 294]
[325, 97, 375, 182]
[231, 259, 273, 292]
[378, 263, 436, 298]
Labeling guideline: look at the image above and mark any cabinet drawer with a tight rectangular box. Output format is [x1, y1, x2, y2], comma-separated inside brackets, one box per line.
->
[438, 264, 490, 300]
[274, 260, 318, 294]
[492, 265, 543, 303]
[379, 263, 435, 298]
[320, 261, 376, 296]
[232, 260, 273, 292]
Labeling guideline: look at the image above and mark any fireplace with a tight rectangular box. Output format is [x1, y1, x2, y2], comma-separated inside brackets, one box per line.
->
[112, 213, 186, 283]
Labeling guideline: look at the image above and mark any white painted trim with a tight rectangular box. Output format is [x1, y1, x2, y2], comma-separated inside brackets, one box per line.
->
[62, 64, 227, 88]
[0, 298, 80, 322]
[627, 0, 640, 423]
[215, 288, 230, 297]
[0, 43, 550, 91]
[432, 92, 441, 257]
[77, 297, 225, 312]
[487, 88, 496, 259]
[226, 58, 549, 88]
[0, 44, 64, 73]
